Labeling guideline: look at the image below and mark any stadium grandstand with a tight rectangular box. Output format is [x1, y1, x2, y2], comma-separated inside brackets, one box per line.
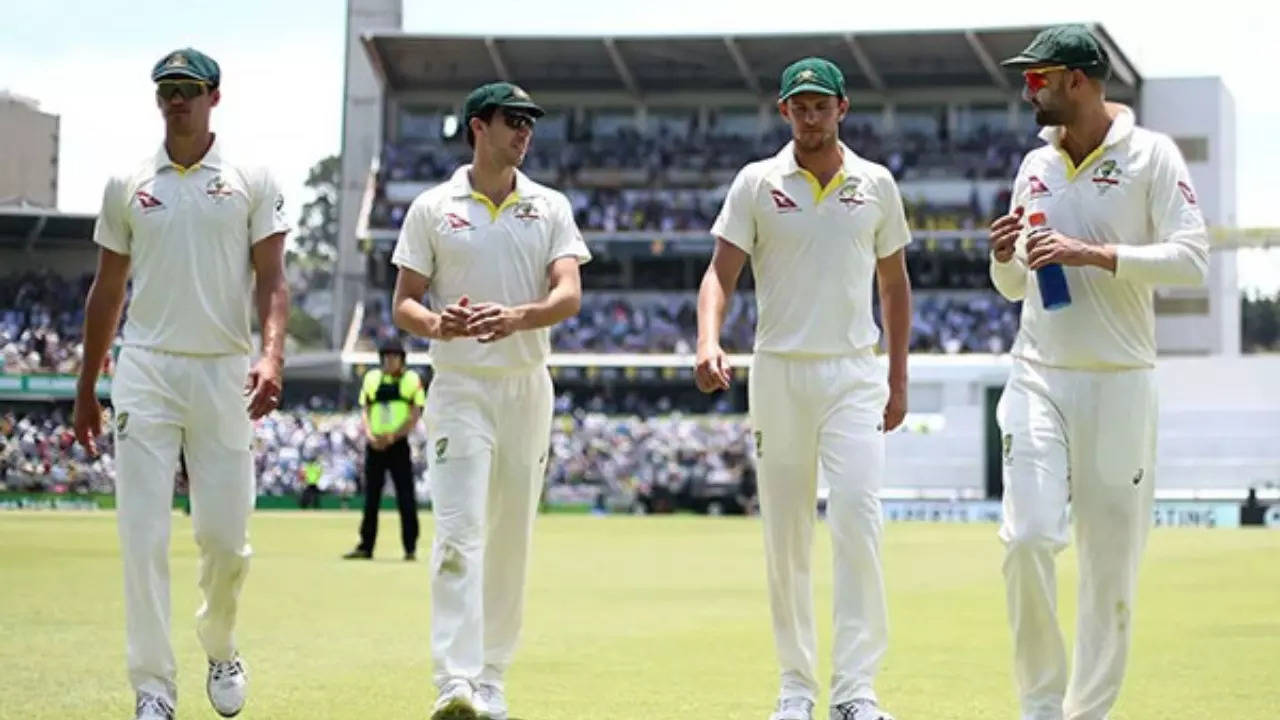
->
[3, 10, 1279, 522]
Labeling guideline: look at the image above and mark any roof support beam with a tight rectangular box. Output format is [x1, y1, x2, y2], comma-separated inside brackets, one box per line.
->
[964, 30, 1010, 91]
[23, 214, 47, 252]
[602, 38, 641, 98]
[843, 33, 885, 92]
[484, 37, 510, 81]
[723, 36, 762, 96]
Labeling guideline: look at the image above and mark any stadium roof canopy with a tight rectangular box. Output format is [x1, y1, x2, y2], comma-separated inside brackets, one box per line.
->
[0, 206, 96, 247]
[362, 24, 1140, 100]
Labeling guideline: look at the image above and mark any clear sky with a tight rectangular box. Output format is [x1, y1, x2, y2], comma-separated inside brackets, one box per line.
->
[3, 0, 1275, 290]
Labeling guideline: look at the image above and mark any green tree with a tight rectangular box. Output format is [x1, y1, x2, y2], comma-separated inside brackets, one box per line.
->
[1242, 292, 1279, 352]
[285, 155, 340, 348]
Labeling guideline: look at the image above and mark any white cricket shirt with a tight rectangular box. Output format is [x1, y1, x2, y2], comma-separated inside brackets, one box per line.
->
[93, 138, 290, 356]
[711, 141, 911, 356]
[392, 166, 591, 370]
[990, 108, 1209, 370]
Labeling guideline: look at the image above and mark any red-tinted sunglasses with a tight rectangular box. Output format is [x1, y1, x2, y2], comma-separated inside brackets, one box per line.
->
[1022, 65, 1068, 93]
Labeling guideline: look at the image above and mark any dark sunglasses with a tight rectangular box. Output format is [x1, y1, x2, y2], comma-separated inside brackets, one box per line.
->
[500, 110, 536, 131]
[155, 80, 209, 101]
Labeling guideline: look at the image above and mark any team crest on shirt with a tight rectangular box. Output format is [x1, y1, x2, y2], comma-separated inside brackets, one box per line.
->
[1027, 176, 1051, 198]
[133, 190, 165, 213]
[1091, 160, 1122, 195]
[1177, 180, 1198, 205]
[116, 411, 130, 440]
[836, 178, 866, 208]
[205, 176, 234, 203]
[513, 201, 541, 222]
[769, 188, 800, 213]
[443, 212, 474, 232]
[435, 437, 449, 463]
[753, 430, 763, 458]
[1002, 433, 1013, 465]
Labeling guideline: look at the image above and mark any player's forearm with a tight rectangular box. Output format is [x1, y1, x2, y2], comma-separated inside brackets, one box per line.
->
[989, 255, 1028, 301]
[514, 282, 581, 331]
[696, 268, 732, 348]
[1109, 235, 1209, 286]
[392, 296, 444, 340]
[255, 273, 289, 364]
[879, 280, 911, 389]
[77, 279, 128, 389]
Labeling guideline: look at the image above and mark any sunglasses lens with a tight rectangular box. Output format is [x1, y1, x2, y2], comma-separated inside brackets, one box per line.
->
[157, 81, 205, 101]
[505, 112, 533, 130]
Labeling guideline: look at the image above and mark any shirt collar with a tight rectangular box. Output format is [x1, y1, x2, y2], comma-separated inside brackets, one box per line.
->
[775, 140, 860, 176]
[153, 135, 223, 174]
[447, 165, 541, 200]
[1038, 105, 1135, 150]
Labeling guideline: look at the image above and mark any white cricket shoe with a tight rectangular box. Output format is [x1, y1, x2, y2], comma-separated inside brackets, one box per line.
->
[134, 692, 174, 720]
[474, 682, 508, 720]
[207, 654, 248, 717]
[770, 696, 815, 720]
[432, 678, 478, 720]
[830, 699, 895, 720]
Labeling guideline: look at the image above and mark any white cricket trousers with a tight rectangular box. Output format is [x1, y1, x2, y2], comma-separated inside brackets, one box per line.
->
[997, 358, 1157, 720]
[749, 351, 890, 706]
[426, 365, 553, 689]
[111, 347, 255, 706]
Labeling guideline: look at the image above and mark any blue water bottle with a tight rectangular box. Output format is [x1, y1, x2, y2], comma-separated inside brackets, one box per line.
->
[1028, 212, 1071, 311]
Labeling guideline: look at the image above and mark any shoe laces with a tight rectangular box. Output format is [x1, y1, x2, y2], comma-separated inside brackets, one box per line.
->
[832, 700, 885, 720]
[210, 656, 244, 683]
[136, 694, 173, 718]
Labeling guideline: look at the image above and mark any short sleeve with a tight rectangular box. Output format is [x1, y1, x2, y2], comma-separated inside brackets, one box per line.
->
[548, 193, 591, 266]
[873, 173, 911, 258]
[250, 169, 290, 244]
[93, 176, 132, 255]
[411, 377, 426, 407]
[392, 198, 437, 279]
[710, 168, 757, 254]
[358, 371, 376, 407]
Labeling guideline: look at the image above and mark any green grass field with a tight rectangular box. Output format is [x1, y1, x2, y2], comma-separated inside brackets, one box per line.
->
[1, 511, 1277, 719]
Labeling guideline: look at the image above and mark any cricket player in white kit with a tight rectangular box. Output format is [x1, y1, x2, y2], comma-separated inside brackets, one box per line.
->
[696, 58, 912, 720]
[990, 27, 1209, 720]
[72, 49, 290, 720]
[390, 82, 590, 720]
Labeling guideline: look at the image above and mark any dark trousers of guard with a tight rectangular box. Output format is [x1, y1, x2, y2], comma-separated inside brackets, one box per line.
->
[358, 439, 419, 555]
[299, 484, 321, 509]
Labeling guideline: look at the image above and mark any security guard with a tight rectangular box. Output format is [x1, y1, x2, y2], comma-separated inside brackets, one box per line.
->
[344, 337, 425, 560]
[299, 457, 322, 509]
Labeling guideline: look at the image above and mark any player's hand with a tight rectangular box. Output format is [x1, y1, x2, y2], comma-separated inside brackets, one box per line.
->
[72, 386, 105, 457]
[438, 296, 473, 340]
[883, 384, 908, 433]
[989, 206, 1024, 264]
[1026, 228, 1096, 270]
[466, 303, 525, 343]
[694, 343, 732, 393]
[244, 355, 283, 420]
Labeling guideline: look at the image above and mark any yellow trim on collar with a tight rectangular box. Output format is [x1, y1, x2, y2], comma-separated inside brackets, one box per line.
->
[170, 162, 201, 176]
[1058, 144, 1108, 182]
[797, 168, 845, 204]
[469, 190, 521, 221]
